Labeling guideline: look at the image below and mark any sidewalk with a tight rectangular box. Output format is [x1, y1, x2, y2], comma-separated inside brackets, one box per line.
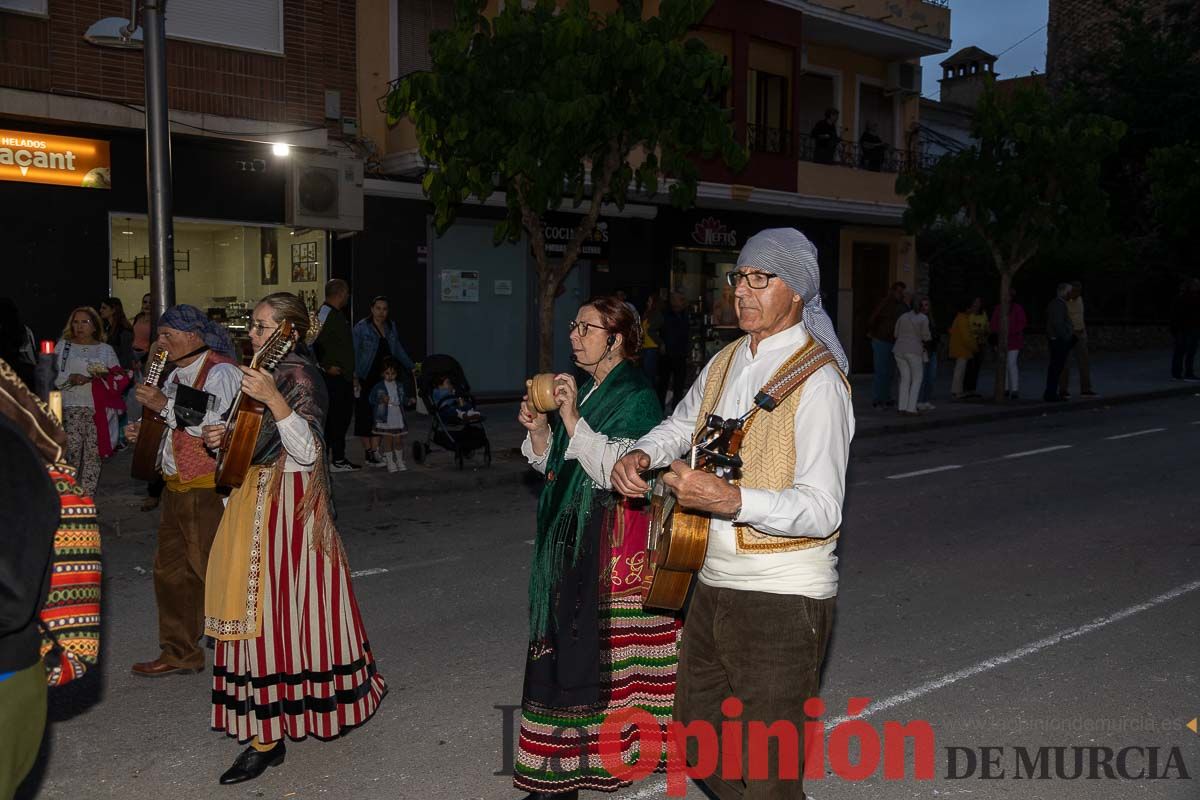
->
[851, 347, 1193, 437]
[93, 348, 1195, 511]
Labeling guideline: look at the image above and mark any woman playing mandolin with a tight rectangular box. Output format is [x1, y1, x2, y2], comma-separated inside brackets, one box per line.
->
[199, 292, 387, 786]
[513, 296, 677, 800]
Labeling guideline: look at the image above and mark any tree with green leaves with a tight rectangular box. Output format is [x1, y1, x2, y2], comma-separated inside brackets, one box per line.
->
[387, 0, 746, 370]
[897, 83, 1123, 402]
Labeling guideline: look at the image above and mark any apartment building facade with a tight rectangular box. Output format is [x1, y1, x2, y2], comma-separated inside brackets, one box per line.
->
[350, 0, 951, 390]
[0, 0, 360, 339]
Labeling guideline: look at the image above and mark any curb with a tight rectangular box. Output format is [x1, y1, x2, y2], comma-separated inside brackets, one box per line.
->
[854, 385, 1198, 439]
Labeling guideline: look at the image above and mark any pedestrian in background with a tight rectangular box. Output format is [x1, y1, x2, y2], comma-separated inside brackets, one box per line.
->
[0, 298, 36, 388]
[964, 296, 989, 398]
[368, 357, 408, 473]
[1058, 281, 1096, 397]
[1169, 278, 1200, 381]
[867, 281, 908, 409]
[1044, 283, 1076, 402]
[640, 292, 662, 390]
[893, 293, 931, 415]
[659, 290, 691, 411]
[352, 296, 414, 468]
[948, 297, 980, 399]
[991, 288, 1028, 400]
[312, 279, 360, 472]
[53, 306, 121, 496]
[99, 298, 135, 371]
[917, 296, 939, 411]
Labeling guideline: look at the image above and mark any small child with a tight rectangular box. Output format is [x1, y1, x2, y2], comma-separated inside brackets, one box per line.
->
[431, 375, 481, 426]
[368, 358, 408, 472]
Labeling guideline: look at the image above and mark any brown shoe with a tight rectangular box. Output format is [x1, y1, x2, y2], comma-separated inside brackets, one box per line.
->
[140, 495, 160, 512]
[131, 659, 200, 677]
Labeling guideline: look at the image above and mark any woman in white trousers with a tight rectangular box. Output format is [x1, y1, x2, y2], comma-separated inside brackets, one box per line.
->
[894, 297, 932, 415]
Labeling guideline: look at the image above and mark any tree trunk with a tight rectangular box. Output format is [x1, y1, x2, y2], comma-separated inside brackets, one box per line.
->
[538, 281, 558, 373]
[993, 270, 1012, 403]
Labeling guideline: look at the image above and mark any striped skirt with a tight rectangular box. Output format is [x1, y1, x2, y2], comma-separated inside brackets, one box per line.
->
[211, 471, 387, 744]
[515, 596, 681, 794]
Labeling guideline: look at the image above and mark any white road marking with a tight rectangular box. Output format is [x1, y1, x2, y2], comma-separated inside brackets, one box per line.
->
[1002, 444, 1073, 459]
[351, 555, 464, 577]
[350, 567, 389, 577]
[1104, 427, 1166, 440]
[826, 577, 1200, 726]
[885, 465, 962, 480]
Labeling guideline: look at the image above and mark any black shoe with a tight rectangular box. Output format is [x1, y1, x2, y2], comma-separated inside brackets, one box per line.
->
[219, 741, 285, 785]
[329, 458, 361, 473]
[518, 793, 578, 800]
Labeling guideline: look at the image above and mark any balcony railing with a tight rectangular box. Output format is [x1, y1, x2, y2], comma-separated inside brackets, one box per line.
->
[921, 0, 950, 7]
[749, 125, 936, 173]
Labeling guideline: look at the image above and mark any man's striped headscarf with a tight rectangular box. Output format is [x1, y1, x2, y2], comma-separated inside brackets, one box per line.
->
[736, 228, 849, 373]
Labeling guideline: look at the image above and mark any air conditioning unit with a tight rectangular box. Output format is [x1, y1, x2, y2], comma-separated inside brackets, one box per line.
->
[286, 154, 364, 231]
[887, 62, 922, 96]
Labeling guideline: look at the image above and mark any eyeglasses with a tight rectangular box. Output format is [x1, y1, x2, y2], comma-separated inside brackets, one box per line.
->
[568, 320, 613, 337]
[726, 271, 779, 290]
[249, 321, 279, 334]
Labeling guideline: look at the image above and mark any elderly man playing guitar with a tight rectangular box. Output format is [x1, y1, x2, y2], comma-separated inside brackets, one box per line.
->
[125, 305, 241, 678]
[611, 228, 855, 800]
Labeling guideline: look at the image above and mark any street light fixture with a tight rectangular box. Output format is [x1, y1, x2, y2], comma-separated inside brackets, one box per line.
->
[84, 0, 175, 332]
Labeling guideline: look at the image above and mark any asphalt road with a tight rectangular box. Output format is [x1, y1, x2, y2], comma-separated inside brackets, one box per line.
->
[17, 394, 1200, 800]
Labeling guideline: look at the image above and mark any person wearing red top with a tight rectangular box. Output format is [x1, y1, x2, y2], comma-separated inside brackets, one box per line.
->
[990, 288, 1028, 399]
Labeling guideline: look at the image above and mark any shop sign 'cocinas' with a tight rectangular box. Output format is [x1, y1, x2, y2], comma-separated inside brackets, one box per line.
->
[0, 130, 111, 189]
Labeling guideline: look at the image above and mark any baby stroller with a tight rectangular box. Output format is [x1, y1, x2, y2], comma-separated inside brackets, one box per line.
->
[412, 354, 492, 470]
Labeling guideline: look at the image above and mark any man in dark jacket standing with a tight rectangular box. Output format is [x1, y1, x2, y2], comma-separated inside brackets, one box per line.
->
[1044, 283, 1076, 402]
[313, 279, 360, 471]
[867, 281, 908, 408]
[0, 375, 61, 799]
[659, 290, 692, 413]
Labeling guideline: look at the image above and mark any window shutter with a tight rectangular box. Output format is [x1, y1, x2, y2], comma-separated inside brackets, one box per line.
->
[166, 0, 284, 55]
[0, 0, 47, 16]
[396, 0, 455, 77]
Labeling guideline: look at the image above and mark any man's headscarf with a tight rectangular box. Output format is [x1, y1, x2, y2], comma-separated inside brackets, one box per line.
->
[159, 304, 236, 358]
[736, 228, 849, 373]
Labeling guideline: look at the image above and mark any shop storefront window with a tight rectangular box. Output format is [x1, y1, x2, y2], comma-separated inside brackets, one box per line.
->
[108, 214, 326, 345]
[672, 247, 743, 378]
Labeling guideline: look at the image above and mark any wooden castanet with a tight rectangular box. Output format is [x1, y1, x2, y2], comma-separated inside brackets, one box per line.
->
[214, 320, 296, 491]
[130, 349, 170, 481]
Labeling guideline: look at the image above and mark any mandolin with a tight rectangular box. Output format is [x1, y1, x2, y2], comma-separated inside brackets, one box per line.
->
[129, 349, 171, 481]
[642, 414, 747, 612]
[214, 321, 297, 490]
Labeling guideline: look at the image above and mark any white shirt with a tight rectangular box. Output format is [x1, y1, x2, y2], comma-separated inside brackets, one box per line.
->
[632, 322, 854, 598]
[158, 352, 242, 476]
[53, 340, 120, 409]
[893, 311, 931, 357]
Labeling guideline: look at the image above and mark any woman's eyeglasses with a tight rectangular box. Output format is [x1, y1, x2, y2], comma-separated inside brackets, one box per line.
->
[726, 271, 779, 289]
[249, 321, 279, 335]
[567, 320, 613, 337]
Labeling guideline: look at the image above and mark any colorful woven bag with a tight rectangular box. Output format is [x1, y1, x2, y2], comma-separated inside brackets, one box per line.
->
[38, 462, 102, 687]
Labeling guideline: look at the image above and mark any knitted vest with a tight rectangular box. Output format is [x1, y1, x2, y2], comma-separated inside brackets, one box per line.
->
[170, 351, 237, 484]
[696, 335, 849, 554]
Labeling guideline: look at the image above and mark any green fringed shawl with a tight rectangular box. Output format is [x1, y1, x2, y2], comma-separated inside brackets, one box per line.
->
[528, 359, 663, 641]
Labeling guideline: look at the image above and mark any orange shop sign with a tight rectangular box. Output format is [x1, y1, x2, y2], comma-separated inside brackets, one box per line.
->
[0, 130, 111, 189]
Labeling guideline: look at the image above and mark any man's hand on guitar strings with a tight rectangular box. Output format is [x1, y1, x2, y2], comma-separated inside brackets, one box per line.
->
[661, 460, 742, 517]
[611, 450, 652, 497]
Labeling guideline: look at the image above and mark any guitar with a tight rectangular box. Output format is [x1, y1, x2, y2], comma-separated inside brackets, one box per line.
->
[214, 321, 297, 490]
[129, 349, 171, 481]
[642, 413, 748, 612]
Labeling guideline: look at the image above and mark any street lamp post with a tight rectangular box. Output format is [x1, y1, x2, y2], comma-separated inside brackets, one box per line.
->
[85, 1, 175, 329]
[141, 0, 175, 326]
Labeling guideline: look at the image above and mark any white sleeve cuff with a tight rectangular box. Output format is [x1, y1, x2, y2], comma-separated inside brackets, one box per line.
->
[276, 412, 318, 466]
[734, 486, 772, 526]
[521, 430, 551, 473]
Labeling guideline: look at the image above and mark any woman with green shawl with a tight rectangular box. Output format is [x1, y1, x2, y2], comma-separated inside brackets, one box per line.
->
[513, 296, 679, 799]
